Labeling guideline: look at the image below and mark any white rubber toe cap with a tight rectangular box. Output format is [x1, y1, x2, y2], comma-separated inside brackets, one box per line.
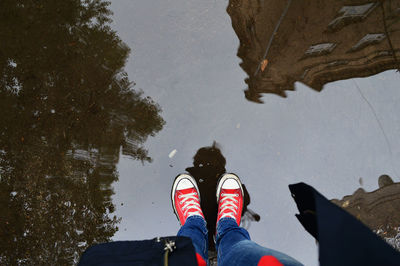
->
[177, 178, 195, 190]
[222, 178, 240, 189]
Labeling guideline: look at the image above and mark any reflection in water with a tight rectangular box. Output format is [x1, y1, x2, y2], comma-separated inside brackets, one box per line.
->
[227, 0, 400, 102]
[0, 0, 164, 264]
[185, 142, 260, 252]
[331, 175, 400, 251]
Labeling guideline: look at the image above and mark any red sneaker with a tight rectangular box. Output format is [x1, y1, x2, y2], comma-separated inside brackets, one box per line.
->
[171, 174, 204, 225]
[216, 173, 244, 226]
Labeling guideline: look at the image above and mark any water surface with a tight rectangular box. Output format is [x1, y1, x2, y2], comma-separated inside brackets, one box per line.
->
[1, 0, 400, 265]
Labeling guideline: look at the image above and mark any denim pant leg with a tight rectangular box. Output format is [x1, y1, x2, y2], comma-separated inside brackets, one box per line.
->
[177, 215, 209, 262]
[216, 218, 303, 266]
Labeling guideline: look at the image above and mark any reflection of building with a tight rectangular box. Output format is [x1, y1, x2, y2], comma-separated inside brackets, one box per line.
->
[227, 0, 400, 103]
[331, 175, 400, 251]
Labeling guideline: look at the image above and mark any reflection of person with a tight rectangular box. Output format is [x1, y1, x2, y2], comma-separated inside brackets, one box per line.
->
[172, 173, 303, 266]
[185, 143, 260, 251]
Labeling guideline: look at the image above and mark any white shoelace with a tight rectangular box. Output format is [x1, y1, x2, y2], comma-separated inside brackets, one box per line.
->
[219, 192, 239, 219]
[178, 192, 202, 217]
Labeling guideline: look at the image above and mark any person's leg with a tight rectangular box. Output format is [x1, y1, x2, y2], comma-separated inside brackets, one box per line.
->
[216, 218, 303, 266]
[215, 173, 303, 266]
[177, 215, 209, 262]
[171, 174, 209, 264]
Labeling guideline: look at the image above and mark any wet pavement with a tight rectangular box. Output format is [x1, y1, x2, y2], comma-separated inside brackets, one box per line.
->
[1, 0, 400, 265]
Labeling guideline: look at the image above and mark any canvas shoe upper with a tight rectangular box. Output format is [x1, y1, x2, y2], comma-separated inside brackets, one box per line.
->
[216, 173, 244, 226]
[171, 174, 204, 225]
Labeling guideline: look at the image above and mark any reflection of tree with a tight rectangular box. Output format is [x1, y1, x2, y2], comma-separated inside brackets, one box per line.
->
[0, 0, 164, 264]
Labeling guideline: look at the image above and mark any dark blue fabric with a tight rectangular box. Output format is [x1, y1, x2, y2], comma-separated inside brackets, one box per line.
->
[290, 182, 400, 266]
[78, 237, 197, 266]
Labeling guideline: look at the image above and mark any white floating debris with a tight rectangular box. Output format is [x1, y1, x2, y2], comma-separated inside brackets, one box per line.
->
[9, 60, 17, 68]
[10, 191, 17, 196]
[50, 109, 55, 114]
[169, 149, 177, 158]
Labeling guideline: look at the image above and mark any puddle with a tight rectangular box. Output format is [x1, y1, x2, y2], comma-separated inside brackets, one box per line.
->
[1, 0, 399, 265]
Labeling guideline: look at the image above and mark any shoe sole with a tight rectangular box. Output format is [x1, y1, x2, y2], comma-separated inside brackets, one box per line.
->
[216, 173, 244, 203]
[171, 173, 201, 225]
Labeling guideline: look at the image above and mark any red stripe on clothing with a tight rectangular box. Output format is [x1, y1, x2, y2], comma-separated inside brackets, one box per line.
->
[257, 255, 283, 266]
[196, 253, 207, 266]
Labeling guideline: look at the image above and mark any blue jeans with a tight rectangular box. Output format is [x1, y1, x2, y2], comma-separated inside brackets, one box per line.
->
[178, 216, 303, 266]
[177, 215, 209, 260]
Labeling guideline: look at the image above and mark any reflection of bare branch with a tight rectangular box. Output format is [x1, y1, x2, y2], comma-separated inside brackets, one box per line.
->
[354, 80, 400, 179]
[254, 0, 292, 76]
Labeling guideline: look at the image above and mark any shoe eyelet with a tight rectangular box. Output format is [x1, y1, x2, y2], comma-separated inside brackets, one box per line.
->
[178, 195, 181, 198]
